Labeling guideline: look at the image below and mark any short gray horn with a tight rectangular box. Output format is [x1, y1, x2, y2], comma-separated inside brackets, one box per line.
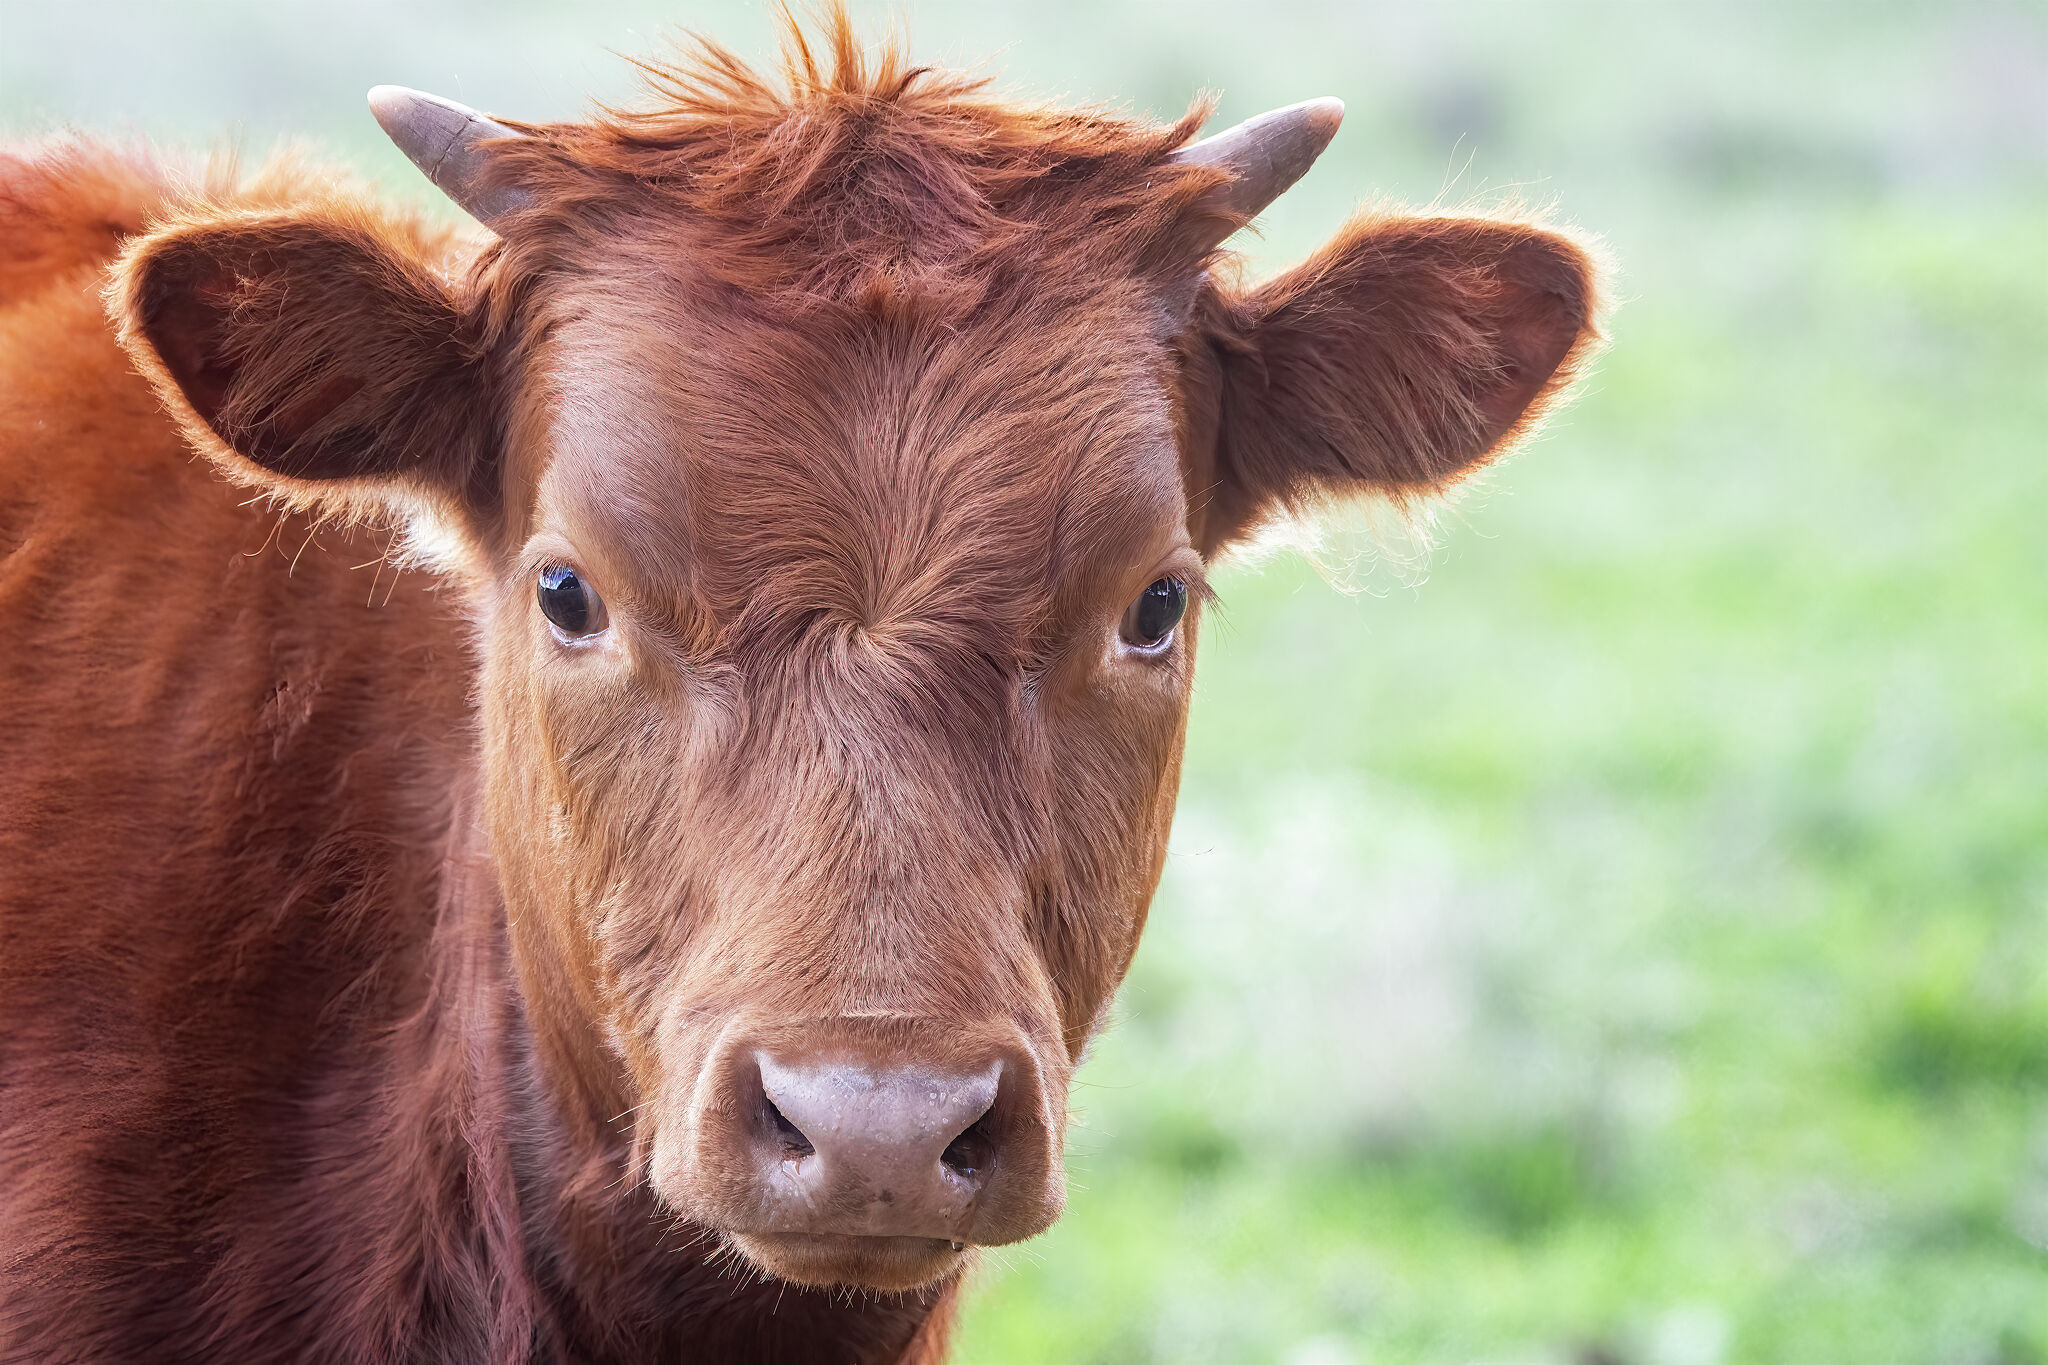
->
[1168, 97, 1345, 244]
[368, 85, 532, 229]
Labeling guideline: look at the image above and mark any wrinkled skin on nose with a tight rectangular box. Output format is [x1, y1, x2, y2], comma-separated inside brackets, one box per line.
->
[655, 1010, 1067, 1290]
[753, 1055, 1002, 1238]
[725, 1048, 1057, 1290]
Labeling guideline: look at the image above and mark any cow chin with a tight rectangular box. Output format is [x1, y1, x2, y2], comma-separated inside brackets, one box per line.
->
[723, 1230, 969, 1294]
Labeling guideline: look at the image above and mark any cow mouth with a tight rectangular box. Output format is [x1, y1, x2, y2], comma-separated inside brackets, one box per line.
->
[723, 1229, 970, 1293]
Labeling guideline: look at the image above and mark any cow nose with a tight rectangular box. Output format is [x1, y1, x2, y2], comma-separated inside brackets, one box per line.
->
[749, 1053, 1006, 1241]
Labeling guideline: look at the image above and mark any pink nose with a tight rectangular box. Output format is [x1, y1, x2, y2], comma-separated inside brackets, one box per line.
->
[669, 1022, 1067, 1263]
[747, 1053, 1005, 1241]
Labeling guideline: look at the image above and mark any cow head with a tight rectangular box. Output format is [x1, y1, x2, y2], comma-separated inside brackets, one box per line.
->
[115, 20, 1600, 1295]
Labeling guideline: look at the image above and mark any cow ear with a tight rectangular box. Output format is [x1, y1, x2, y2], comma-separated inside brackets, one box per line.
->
[1192, 212, 1604, 555]
[114, 209, 496, 527]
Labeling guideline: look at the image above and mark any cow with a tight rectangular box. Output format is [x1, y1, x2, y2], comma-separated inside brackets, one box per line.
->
[0, 12, 1602, 1364]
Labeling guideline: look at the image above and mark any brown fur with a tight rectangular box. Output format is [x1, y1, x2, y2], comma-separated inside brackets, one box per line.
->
[0, 11, 1603, 1362]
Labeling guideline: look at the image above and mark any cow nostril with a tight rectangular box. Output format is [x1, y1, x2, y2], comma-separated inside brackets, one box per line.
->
[761, 1094, 814, 1159]
[940, 1112, 996, 1181]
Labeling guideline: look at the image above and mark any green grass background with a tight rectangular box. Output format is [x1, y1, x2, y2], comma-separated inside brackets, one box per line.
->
[7, 2, 2045, 1359]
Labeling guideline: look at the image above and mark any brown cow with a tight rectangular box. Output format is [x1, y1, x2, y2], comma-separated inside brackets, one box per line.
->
[0, 13, 1602, 1364]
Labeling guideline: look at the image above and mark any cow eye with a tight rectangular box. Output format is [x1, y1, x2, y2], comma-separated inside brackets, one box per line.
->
[537, 563, 605, 638]
[1118, 578, 1187, 653]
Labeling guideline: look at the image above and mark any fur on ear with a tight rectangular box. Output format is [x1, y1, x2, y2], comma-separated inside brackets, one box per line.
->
[112, 201, 498, 527]
[1191, 209, 1606, 554]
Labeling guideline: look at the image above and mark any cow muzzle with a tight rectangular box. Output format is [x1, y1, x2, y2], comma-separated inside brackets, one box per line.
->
[659, 1018, 1066, 1292]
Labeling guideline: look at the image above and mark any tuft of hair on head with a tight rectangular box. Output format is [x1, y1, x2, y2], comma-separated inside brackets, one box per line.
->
[480, 0, 1224, 305]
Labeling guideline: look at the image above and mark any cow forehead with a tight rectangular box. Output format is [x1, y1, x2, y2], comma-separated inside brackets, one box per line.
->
[528, 281, 1190, 625]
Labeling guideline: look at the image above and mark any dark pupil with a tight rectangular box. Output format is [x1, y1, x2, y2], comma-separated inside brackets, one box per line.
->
[1128, 578, 1187, 646]
[537, 565, 591, 634]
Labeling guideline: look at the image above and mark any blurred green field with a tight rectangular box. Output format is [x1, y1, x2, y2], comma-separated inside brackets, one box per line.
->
[7, 2, 2045, 1360]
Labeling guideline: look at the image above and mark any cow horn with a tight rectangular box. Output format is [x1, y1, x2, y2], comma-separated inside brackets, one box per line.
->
[368, 85, 532, 229]
[1168, 97, 1345, 244]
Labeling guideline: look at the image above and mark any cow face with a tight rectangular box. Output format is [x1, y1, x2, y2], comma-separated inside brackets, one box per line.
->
[117, 30, 1599, 1297]
[473, 271, 1199, 1288]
